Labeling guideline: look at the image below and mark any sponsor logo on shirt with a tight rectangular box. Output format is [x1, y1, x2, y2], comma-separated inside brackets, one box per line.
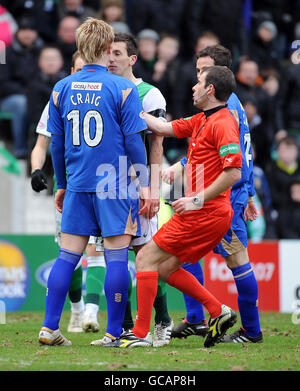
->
[219, 143, 240, 157]
[71, 82, 102, 91]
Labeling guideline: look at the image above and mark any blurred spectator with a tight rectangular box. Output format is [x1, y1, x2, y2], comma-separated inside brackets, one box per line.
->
[261, 67, 282, 150]
[266, 136, 300, 220]
[252, 0, 296, 60]
[276, 54, 300, 147]
[133, 29, 160, 84]
[98, 0, 130, 33]
[261, 67, 280, 97]
[152, 34, 181, 119]
[235, 57, 275, 145]
[0, 5, 18, 47]
[0, 16, 44, 158]
[58, 0, 97, 23]
[109, 21, 131, 34]
[249, 20, 281, 72]
[235, 57, 270, 116]
[276, 178, 300, 238]
[194, 31, 221, 54]
[132, 0, 185, 37]
[98, 0, 124, 22]
[56, 15, 80, 72]
[27, 46, 66, 145]
[172, 31, 220, 119]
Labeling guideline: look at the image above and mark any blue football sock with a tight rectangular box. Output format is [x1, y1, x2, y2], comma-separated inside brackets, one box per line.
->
[104, 247, 129, 339]
[182, 262, 206, 323]
[43, 248, 82, 331]
[231, 262, 261, 337]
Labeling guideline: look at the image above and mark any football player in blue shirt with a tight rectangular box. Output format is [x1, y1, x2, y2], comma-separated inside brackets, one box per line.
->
[38, 18, 150, 346]
[165, 45, 263, 344]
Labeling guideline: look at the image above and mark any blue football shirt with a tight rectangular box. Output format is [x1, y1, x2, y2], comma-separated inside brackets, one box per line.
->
[227, 92, 255, 196]
[47, 64, 146, 192]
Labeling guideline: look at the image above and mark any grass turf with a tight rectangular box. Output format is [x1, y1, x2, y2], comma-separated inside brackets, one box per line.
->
[0, 311, 299, 372]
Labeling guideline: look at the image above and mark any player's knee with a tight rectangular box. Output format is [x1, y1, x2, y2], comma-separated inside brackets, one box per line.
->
[135, 242, 157, 271]
[225, 249, 249, 269]
[135, 246, 150, 271]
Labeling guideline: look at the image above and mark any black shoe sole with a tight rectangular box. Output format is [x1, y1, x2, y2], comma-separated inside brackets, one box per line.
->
[171, 328, 209, 339]
[171, 323, 209, 339]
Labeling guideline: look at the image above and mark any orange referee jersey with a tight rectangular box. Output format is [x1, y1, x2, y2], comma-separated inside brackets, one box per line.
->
[153, 105, 242, 263]
[173, 105, 242, 208]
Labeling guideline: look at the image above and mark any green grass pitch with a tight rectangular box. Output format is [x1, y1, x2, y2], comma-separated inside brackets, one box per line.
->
[0, 311, 299, 372]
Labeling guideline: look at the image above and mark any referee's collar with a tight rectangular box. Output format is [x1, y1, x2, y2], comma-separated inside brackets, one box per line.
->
[203, 104, 227, 118]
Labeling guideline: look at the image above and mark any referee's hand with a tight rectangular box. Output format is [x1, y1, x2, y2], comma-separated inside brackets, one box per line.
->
[172, 196, 202, 215]
[31, 169, 48, 192]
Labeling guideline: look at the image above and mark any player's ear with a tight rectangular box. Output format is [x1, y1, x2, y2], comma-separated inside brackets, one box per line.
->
[207, 83, 214, 96]
[130, 55, 137, 66]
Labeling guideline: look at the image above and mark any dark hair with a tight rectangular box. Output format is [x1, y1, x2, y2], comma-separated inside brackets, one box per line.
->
[197, 44, 232, 68]
[71, 50, 81, 68]
[114, 32, 138, 56]
[236, 55, 258, 72]
[197, 31, 220, 43]
[17, 16, 37, 31]
[201, 65, 236, 102]
[277, 135, 299, 150]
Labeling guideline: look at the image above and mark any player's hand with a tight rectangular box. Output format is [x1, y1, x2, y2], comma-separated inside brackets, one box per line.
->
[149, 198, 160, 219]
[139, 186, 151, 216]
[244, 200, 259, 221]
[55, 188, 66, 213]
[162, 162, 183, 185]
[172, 196, 202, 215]
[31, 169, 48, 192]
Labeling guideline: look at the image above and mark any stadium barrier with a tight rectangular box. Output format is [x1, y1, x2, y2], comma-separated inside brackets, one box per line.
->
[0, 235, 299, 313]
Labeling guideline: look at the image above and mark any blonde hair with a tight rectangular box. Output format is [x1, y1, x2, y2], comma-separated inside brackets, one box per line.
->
[76, 18, 114, 64]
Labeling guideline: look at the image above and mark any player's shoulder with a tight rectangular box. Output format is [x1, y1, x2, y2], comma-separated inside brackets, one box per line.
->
[213, 107, 238, 129]
[53, 73, 74, 90]
[146, 84, 165, 102]
[136, 79, 155, 92]
[136, 79, 162, 97]
[109, 73, 137, 89]
[136, 79, 166, 111]
[227, 92, 245, 113]
[216, 106, 237, 121]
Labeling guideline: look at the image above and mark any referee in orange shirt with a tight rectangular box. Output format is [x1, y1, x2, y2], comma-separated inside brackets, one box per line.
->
[119, 65, 243, 348]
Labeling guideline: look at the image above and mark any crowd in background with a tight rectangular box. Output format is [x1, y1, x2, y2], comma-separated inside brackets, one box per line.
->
[0, 0, 300, 240]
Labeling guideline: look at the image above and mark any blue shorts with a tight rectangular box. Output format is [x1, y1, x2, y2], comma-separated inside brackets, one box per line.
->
[213, 185, 248, 258]
[61, 190, 141, 238]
